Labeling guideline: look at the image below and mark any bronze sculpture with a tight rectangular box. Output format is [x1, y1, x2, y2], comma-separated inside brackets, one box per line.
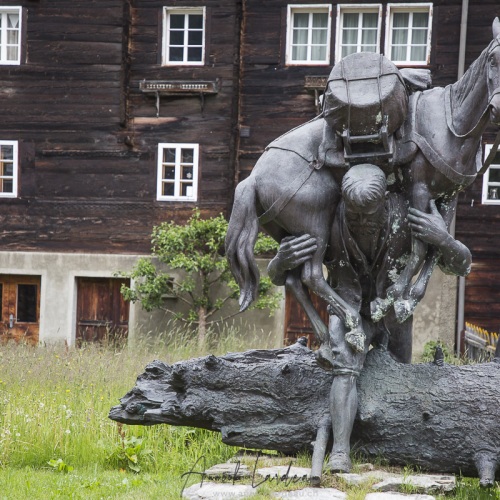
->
[225, 17, 500, 475]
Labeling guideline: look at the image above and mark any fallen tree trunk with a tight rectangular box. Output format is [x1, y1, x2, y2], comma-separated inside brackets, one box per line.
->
[109, 340, 500, 485]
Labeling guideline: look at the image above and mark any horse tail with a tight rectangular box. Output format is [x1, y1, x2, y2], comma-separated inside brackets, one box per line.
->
[225, 177, 261, 312]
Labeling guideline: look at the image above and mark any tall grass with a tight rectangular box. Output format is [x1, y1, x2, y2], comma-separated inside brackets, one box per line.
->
[0, 325, 275, 498]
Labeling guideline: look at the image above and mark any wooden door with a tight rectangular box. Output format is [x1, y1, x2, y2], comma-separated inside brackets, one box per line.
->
[76, 277, 130, 344]
[284, 289, 328, 348]
[0, 275, 41, 345]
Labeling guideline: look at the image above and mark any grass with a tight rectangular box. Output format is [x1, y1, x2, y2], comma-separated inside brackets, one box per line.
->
[0, 330, 498, 499]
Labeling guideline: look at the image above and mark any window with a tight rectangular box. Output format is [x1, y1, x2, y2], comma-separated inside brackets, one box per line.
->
[157, 143, 199, 202]
[162, 7, 205, 65]
[386, 3, 432, 65]
[0, 7, 21, 65]
[482, 144, 500, 205]
[286, 5, 332, 65]
[0, 141, 18, 198]
[336, 5, 382, 63]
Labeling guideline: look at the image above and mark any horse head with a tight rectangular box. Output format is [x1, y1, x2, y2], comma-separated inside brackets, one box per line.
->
[488, 18, 500, 125]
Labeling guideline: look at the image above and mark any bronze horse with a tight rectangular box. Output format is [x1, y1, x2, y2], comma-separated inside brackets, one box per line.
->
[226, 19, 500, 354]
[374, 18, 500, 322]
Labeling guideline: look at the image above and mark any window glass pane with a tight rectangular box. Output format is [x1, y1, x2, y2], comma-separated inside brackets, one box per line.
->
[169, 47, 183, 61]
[312, 13, 328, 28]
[181, 183, 193, 197]
[162, 182, 175, 197]
[489, 167, 500, 183]
[7, 30, 18, 45]
[391, 46, 407, 61]
[361, 29, 377, 45]
[292, 45, 307, 61]
[188, 14, 203, 29]
[170, 14, 185, 29]
[169, 31, 184, 46]
[311, 45, 327, 61]
[392, 29, 408, 45]
[2, 162, 13, 176]
[7, 13, 19, 29]
[413, 12, 429, 28]
[2, 179, 12, 193]
[410, 45, 426, 61]
[293, 28, 308, 45]
[163, 166, 175, 180]
[187, 47, 202, 61]
[342, 29, 358, 46]
[17, 284, 37, 323]
[188, 30, 203, 46]
[1, 146, 13, 160]
[293, 13, 309, 29]
[164, 148, 176, 163]
[181, 166, 193, 180]
[412, 29, 427, 45]
[343, 13, 359, 29]
[342, 46, 357, 58]
[363, 13, 378, 29]
[393, 12, 409, 28]
[311, 29, 327, 45]
[181, 149, 194, 163]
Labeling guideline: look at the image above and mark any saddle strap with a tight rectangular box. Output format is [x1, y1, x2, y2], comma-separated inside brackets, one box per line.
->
[478, 128, 500, 175]
[258, 160, 319, 225]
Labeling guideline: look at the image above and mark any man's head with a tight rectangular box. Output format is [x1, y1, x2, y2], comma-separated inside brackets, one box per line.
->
[341, 164, 387, 210]
[342, 164, 387, 232]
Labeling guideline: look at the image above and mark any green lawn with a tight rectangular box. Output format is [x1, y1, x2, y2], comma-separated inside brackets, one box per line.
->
[0, 332, 498, 499]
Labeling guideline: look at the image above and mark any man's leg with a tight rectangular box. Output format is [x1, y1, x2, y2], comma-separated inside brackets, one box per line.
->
[328, 373, 358, 472]
[327, 315, 369, 473]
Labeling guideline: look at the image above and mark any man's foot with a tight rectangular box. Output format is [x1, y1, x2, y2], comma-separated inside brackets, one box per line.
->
[327, 452, 352, 473]
[315, 343, 334, 371]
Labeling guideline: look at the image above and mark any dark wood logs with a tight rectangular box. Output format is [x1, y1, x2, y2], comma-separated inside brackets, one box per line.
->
[109, 340, 500, 485]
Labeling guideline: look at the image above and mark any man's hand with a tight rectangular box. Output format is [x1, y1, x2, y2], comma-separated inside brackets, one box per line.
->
[407, 199, 450, 248]
[267, 234, 317, 286]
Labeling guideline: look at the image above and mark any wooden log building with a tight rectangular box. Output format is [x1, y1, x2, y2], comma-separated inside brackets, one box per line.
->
[0, 0, 497, 350]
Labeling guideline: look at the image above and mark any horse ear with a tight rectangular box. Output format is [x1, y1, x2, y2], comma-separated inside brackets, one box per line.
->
[493, 17, 500, 39]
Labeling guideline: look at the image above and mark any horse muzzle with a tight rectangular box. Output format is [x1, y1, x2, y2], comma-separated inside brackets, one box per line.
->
[489, 93, 500, 126]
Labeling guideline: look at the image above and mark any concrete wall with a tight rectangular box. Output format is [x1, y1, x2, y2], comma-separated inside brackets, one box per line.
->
[0, 251, 455, 355]
[0, 252, 284, 347]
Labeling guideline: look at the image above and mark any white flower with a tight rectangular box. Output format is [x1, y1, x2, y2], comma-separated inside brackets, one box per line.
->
[65, 429, 71, 435]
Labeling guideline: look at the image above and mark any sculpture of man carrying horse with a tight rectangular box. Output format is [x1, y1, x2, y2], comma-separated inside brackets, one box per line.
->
[226, 18, 500, 360]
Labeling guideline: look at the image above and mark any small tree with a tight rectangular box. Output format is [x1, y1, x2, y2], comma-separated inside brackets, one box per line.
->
[120, 209, 281, 345]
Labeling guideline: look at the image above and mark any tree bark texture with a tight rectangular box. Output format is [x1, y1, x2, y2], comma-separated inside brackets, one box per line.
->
[109, 341, 500, 483]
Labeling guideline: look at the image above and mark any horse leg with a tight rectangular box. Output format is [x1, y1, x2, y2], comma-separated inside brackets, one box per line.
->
[284, 269, 334, 370]
[371, 182, 431, 323]
[301, 245, 365, 353]
[398, 196, 459, 321]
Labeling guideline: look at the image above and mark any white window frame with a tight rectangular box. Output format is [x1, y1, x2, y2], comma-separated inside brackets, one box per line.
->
[157, 143, 199, 202]
[335, 4, 382, 64]
[385, 3, 432, 66]
[162, 7, 206, 66]
[482, 144, 500, 205]
[0, 140, 18, 198]
[286, 4, 332, 66]
[0, 7, 22, 65]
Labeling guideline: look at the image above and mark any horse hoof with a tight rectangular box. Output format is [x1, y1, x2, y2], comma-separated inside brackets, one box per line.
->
[370, 297, 393, 322]
[345, 329, 365, 353]
[327, 452, 352, 473]
[315, 344, 334, 371]
[394, 299, 416, 323]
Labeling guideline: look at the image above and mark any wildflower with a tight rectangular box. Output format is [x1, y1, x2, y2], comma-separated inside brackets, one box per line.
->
[66, 389, 70, 393]
[65, 429, 71, 435]
[39, 402, 45, 409]
[66, 409, 73, 419]
[15, 433, 20, 437]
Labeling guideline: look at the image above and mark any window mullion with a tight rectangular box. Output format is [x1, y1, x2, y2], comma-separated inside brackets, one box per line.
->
[0, 13, 5, 62]
[175, 148, 181, 198]
[358, 13, 363, 52]
[307, 13, 312, 62]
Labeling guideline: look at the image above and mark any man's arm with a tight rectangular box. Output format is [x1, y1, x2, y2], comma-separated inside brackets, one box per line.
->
[267, 234, 318, 286]
[407, 199, 471, 276]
